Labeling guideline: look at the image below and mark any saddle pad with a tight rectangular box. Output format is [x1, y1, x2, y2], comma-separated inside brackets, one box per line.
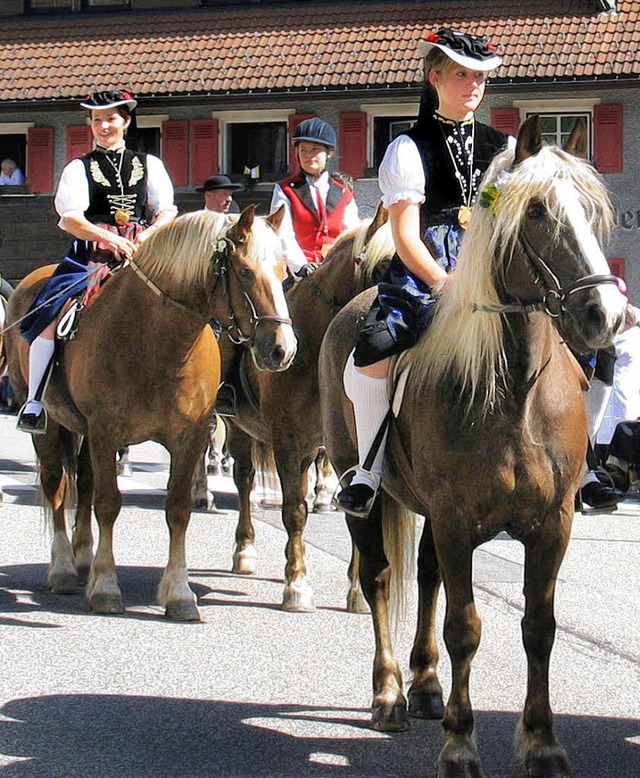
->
[390, 350, 414, 418]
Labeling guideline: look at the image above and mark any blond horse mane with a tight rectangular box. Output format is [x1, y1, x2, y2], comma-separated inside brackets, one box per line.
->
[412, 144, 613, 413]
[133, 209, 282, 296]
[324, 214, 395, 291]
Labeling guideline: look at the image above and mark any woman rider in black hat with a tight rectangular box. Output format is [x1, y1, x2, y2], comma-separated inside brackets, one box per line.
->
[335, 29, 515, 517]
[17, 89, 177, 433]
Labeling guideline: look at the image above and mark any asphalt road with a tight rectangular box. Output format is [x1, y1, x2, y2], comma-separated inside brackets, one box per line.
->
[0, 410, 638, 778]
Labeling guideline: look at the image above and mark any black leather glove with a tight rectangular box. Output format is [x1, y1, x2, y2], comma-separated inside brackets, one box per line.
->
[295, 263, 316, 280]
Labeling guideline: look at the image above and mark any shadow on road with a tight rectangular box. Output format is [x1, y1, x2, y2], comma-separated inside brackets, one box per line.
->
[0, 693, 637, 777]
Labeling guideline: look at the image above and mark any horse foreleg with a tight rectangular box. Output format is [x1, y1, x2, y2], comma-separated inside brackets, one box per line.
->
[408, 517, 444, 720]
[72, 436, 94, 586]
[34, 429, 78, 594]
[86, 440, 124, 614]
[275, 443, 315, 612]
[227, 428, 258, 575]
[349, 498, 408, 732]
[434, 529, 482, 777]
[158, 448, 200, 621]
[311, 446, 334, 514]
[517, 508, 572, 778]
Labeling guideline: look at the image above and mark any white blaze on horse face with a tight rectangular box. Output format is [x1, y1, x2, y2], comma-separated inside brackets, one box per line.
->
[556, 179, 627, 328]
[259, 224, 297, 360]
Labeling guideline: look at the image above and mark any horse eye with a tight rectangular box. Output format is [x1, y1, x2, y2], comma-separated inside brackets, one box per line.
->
[238, 267, 253, 279]
[527, 202, 546, 220]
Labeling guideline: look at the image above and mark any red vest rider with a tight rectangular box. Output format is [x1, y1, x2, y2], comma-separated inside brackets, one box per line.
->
[269, 118, 360, 280]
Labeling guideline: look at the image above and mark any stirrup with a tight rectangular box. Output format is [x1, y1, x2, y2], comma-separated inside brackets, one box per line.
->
[332, 467, 378, 518]
[16, 402, 48, 435]
[215, 382, 237, 417]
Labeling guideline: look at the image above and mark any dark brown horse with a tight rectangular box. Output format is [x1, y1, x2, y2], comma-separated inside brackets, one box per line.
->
[319, 118, 627, 776]
[4, 206, 296, 620]
[221, 205, 394, 611]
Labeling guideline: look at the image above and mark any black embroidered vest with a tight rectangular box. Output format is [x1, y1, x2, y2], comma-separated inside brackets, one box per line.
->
[405, 115, 508, 226]
[81, 148, 149, 225]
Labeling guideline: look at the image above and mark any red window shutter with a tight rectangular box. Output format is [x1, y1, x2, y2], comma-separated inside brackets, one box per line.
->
[190, 119, 219, 186]
[26, 126, 54, 193]
[161, 120, 189, 187]
[594, 104, 623, 174]
[338, 112, 366, 180]
[608, 258, 625, 281]
[490, 107, 521, 136]
[66, 125, 93, 161]
[288, 113, 316, 175]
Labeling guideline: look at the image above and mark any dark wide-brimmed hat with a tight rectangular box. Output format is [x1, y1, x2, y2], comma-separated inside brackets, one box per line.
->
[418, 28, 502, 71]
[195, 174, 242, 193]
[80, 90, 138, 111]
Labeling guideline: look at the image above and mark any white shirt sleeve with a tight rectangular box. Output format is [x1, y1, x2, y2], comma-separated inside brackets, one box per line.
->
[269, 183, 307, 275]
[343, 196, 361, 230]
[378, 134, 426, 209]
[54, 158, 90, 222]
[145, 154, 178, 220]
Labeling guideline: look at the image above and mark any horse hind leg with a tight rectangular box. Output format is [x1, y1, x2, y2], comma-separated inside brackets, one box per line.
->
[407, 517, 445, 721]
[310, 446, 335, 514]
[227, 427, 258, 575]
[34, 427, 80, 594]
[71, 436, 94, 586]
[517, 512, 573, 778]
[191, 445, 215, 511]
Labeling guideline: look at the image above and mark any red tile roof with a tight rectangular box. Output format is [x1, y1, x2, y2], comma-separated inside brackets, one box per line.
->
[0, 1, 638, 103]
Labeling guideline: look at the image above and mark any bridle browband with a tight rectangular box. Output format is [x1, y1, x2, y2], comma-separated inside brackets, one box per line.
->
[126, 233, 292, 345]
[472, 230, 618, 317]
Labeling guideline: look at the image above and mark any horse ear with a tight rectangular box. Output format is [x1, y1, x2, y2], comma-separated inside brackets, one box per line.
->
[236, 204, 256, 236]
[364, 202, 388, 245]
[266, 204, 285, 234]
[563, 117, 588, 159]
[514, 115, 543, 164]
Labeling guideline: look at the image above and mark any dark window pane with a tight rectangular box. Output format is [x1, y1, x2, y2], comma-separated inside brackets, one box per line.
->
[373, 116, 414, 168]
[129, 127, 160, 157]
[0, 135, 27, 181]
[229, 122, 287, 180]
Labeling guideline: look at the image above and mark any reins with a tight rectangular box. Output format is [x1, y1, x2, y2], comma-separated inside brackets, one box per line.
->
[472, 231, 618, 317]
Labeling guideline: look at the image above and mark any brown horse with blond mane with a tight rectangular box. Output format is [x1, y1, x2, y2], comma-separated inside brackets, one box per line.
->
[319, 118, 627, 776]
[3, 206, 296, 620]
[221, 204, 394, 611]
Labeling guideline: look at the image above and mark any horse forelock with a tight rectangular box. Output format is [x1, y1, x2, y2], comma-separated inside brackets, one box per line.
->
[412, 144, 612, 414]
[134, 210, 234, 292]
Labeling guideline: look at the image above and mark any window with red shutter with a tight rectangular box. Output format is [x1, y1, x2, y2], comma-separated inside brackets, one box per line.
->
[490, 108, 521, 137]
[161, 120, 189, 187]
[594, 104, 623, 174]
[66, 125, 92, 161]
[339, 112, 366, 180]
[287, 113, 315, 176]
[608, 258, 625, 281]
[191, 119, 219, 185]
[26, 127, 54, 193]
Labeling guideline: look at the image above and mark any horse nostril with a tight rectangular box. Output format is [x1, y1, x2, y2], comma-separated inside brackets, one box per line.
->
[584, 301, 605, 333]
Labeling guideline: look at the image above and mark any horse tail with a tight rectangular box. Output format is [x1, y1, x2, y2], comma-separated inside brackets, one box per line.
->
[381, 490, 416, 626]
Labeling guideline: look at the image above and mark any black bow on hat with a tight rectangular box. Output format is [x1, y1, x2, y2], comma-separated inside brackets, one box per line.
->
[80, 90, 138, 111]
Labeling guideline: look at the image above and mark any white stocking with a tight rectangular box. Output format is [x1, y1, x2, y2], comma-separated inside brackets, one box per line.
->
[24, 335, 55, 414]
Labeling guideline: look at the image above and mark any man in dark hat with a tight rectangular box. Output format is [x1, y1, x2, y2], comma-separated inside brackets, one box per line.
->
[196, 174, 241, 214]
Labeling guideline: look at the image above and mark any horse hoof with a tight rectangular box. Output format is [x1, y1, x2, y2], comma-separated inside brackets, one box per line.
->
[408, 691, 445, 720]
[526, 754, 572, 778]
[89, 594, 125, 614]
[232, 547, 257, 575]
[117, 464, 133, 477]
[49, 573, 79, 594]
[312, 502, 332, 514]
[371, 702, 409, 732]
[165, 601, 201, 622]
[75, 566, 91, 587]
[346, 590, 369, 613]
[192, 497, 211, 511]
[438, 743, 483, 778]
[207, 463, 221, 476]
[282, 582, 315, 612]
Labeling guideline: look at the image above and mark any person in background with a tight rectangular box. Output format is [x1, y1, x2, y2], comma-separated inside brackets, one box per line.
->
[17, 88, 177, 433]
[269, 117, 360, 282]
[335, 28, 511, 518]
[196, 174, 241, 214]
[0, 159, 25, 186]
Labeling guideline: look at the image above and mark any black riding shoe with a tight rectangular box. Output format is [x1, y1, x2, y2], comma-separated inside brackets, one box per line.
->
[16, 403, 47, 435]
[579, 481, 624, 512]
[334, 483, 377, 518]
